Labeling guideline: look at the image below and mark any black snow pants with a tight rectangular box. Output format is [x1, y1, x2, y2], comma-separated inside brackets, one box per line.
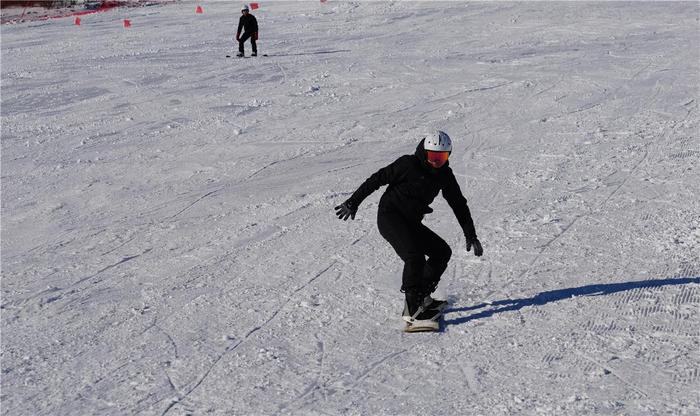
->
[377, 209, 452, 295]
[238, 32, 257, 54]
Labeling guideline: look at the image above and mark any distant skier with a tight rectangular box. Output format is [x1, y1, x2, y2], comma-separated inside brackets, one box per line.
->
[335, 131, 483, 331]
[236, 4, 258, 57]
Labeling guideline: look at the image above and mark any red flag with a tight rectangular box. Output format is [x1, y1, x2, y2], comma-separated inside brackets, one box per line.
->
[74, 17, 81, 25]
[123, 19, 131, 28]
[250, 3, 259, 10]
[196, 5, 203, 13]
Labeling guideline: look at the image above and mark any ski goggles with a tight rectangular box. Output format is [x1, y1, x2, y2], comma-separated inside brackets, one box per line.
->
[426, 150, 449, 166]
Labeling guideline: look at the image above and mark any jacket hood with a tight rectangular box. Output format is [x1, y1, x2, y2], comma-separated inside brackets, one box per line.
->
[415, 138, 449, 171]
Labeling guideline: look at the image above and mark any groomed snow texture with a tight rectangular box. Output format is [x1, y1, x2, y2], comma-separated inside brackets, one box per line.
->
[1, 2, 699, 415]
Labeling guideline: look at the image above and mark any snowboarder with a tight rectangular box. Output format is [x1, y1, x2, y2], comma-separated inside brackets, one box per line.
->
[236, 4, 258, 57]
[335, 131, 483, 331]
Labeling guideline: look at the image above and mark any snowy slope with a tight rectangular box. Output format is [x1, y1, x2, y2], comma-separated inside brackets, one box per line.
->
[2, 1, 699, 415]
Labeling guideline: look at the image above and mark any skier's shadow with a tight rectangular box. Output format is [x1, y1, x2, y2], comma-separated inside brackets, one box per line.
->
[443, 276, 700, 327]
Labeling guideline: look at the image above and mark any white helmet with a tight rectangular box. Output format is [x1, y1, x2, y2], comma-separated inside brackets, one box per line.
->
[241, 4, 249, 11]
[424, 130, 452, 152]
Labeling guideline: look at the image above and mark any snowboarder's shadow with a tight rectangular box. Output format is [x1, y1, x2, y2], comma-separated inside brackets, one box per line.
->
[266, 49, 350, 57]
[443, 276, 699, 327]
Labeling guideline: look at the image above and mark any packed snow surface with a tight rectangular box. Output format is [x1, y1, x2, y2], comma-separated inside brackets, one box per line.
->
[2, 1, 699, 415]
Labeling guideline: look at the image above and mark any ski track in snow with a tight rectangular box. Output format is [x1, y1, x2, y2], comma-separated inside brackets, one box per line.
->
[2, 1, 699, 415]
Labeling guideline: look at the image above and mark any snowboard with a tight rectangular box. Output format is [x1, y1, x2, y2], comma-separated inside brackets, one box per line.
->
[403, 302, 447, 333]
[403, 312, 443, 332]
[225, 54, 268, 58]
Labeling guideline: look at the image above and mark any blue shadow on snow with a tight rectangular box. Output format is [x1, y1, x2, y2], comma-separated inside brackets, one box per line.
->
[444, 276, 700, 327]
[265, 49, 350, 57]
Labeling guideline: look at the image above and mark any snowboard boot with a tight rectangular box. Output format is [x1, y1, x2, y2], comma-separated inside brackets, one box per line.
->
[422, 295, 448, 312]
[422, 270, 446, 311]
[236, 52, 244, 57]
[402, 291, 441, 331]
[402, 295, 448, 316]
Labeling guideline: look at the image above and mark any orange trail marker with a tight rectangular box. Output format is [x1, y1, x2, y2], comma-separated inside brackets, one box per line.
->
[74, 17, 81, 25]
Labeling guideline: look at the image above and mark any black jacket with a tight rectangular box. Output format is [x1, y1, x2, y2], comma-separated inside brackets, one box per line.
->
[237, 14, 258, 35]
[348, 140, 477, 239]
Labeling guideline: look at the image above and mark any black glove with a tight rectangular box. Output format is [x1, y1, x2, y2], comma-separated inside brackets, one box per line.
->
[466, 237, 483, 257]
[334, 200, 357, 221]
